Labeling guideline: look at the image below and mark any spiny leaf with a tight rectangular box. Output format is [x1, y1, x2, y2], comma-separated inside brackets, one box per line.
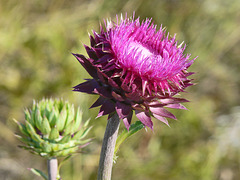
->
[72, 107, 82, 132]
[13, 119, 29, 137]
[35, 109, 43, 131]
[29, 168, 48, 180]
[41, 116, 51, 135]
[58, 155, 72, 171]
[72, 126, 92, 140]
[24, 109, 34, 126]
[48, 110, 56, 127]
[40, 142, 52, 153]
[15, 134, 31, 144]
[25, 121, 43, 142]
[64, 103, 75, 127]
[62, 121, 74, 136]
[49, 126, 59, 140]
[56, 105, 67, 132]
[58, 135, 71, 144]
[114, 121, 144, 156]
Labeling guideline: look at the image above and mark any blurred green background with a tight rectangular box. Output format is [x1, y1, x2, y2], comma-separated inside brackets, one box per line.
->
[1, 0, 240, 179]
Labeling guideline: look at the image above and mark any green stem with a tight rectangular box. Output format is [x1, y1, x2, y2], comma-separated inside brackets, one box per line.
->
[97, 113, 120, 180]
[47, 157, 58, 180]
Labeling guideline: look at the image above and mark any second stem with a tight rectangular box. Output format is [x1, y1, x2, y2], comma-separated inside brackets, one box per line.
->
[47, 157, 58, 180]
[97, 113, 120, 180]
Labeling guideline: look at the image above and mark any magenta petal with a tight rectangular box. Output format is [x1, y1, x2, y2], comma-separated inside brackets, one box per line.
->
[112, 91, 125, 101]
[153, 113, 170, 126]
[90, 35, 97, 47]
[115, 101, 132, 119]
[149, 107, 177, 120]
[97, 70, 107, 84]
[94, 48, 106, 57]
[185, 72, 195, 77]
[147, 101, 165, 107]
[94, 86, 113, 98]
[165, 103, 187, 110]
[135, 110, 153, 129]
[97, 100, 116, 118]
[73, 79, 99, 94]
[102, 64, 117, 72]
[72, 53, 98, 79]
[123, 110, 133, 130]
[125, 85, 142, 102]
[84, 45, 98, 60]
[160, 97, 189, 104]
[95, 54, 113, 65]
[90, 96, 106, 108]
[142, 80, 148, 95]
[121, 82, 131, 92]
[108, 78, 119, 89]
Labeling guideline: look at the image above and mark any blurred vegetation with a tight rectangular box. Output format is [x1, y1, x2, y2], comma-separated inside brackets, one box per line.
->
[1, 0, 240, 179]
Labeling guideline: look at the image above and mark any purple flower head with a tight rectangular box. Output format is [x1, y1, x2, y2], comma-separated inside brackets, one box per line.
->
[73, 14, 196, 130]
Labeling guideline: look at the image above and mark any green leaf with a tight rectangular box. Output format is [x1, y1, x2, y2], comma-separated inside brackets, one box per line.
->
[18, 145, 40, 155]
[72, 126, 92, 140]
[72, 107, 82, 132]
[58, 135, 71, 144]
[71, 118, 90, 139]
[49, 109, 58, 128]
[114, 121, 144, 155]
[25, 121, 43, 142]
[44, 106, 50, 120]
[64, 103, 75, 127]
[13, 119, 29, 137]
[62, 121, 74, 136]
[31, 101, 37, 125]
[40, 100, 46, 117]
[55, 98, 64, 112]
[48, 110, 56, 127]
[56, 105, 67, 132]
[15, 134, 31, 144]
[58, 155, 72, 171]
[41, 116, 51, 135]
[83, 118, 90, 127]
[29, 168, 48, 180]
[40, 141, 52, 153]
[49, 126, 59, 140]
[75, 139, 91, 146]
[24, 109, 34, 125]
[35, 109, 43, 131]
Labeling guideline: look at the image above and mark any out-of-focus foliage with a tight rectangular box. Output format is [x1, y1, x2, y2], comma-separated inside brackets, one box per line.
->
[1, 0, 240, 179]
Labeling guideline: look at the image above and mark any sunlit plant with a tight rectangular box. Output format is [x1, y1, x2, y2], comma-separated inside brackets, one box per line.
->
[14, 98, 91, 180]
[73, 13, 196, 180]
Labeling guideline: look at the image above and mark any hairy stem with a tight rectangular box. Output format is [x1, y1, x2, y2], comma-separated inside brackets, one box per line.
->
[47, 158, 58, 180]
[97, 113, 120, 180]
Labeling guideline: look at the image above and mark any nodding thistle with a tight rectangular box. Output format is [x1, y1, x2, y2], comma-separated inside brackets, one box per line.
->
[73, 14, 196, 130]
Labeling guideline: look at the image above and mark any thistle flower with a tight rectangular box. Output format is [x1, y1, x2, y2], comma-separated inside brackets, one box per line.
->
[14, 98, 91, 158]
[73, 14, 196, 130]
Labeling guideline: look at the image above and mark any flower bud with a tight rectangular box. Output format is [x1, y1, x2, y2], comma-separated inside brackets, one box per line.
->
[15, 98, 91, 158]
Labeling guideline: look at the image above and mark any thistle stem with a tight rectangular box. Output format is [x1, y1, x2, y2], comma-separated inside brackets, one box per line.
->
[47, 157, 58, 180]
[97, 113, 120, 180]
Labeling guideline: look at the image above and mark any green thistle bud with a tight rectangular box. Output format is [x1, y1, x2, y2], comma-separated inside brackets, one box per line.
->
[15, 98, 91, 158]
